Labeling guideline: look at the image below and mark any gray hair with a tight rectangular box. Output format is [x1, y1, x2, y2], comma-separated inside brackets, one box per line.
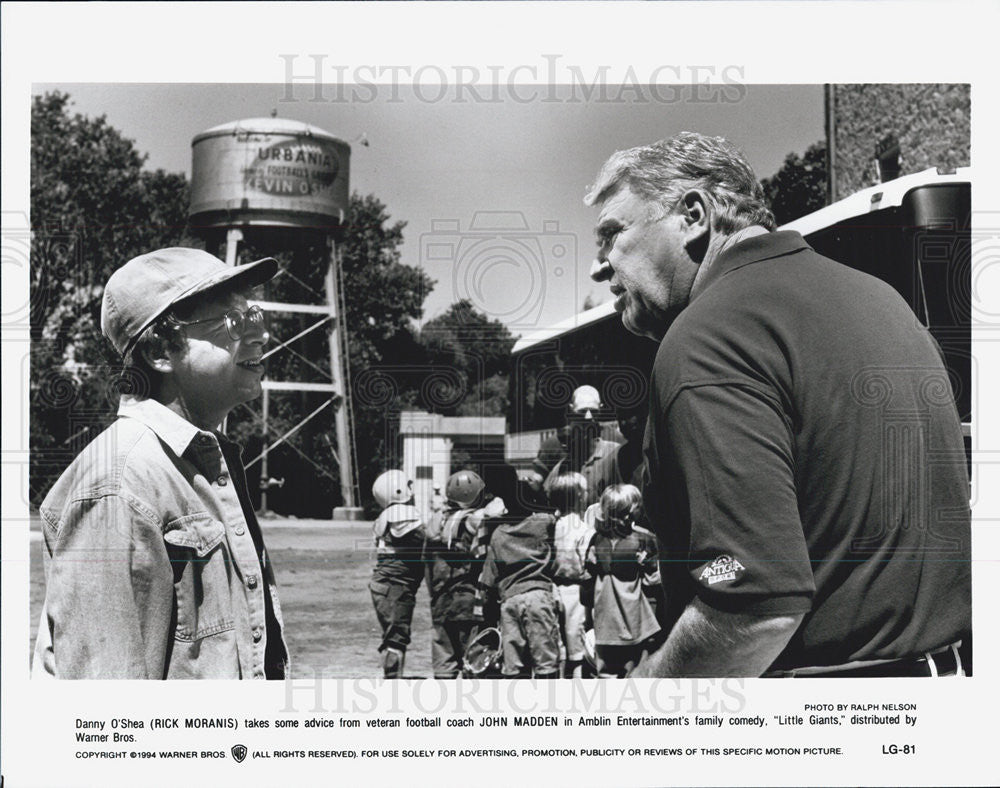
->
[585, 132, 776, 233]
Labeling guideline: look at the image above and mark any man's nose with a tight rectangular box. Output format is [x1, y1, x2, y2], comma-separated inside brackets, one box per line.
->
[590, 256, 613, 282]
[246, 321, 269, 346]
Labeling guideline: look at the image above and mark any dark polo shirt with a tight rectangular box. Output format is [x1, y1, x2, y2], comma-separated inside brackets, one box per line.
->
[643, 231, 971, 669]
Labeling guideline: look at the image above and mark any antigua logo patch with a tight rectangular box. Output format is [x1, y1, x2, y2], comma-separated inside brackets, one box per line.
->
[699, 555, 746, 586]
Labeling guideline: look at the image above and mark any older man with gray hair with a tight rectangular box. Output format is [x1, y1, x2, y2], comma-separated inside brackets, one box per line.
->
[588, 132, 970, 678]
[539, 384, 620, 508]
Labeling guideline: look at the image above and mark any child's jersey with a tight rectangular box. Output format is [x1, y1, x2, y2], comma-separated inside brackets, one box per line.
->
[425, 505, 481, 622]
[552, 512, 593, 583]
[586, 526, 661, 646]
[478, 513, 556, 603]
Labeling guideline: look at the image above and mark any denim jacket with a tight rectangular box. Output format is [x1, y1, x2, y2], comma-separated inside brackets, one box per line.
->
[33, 397, 288, 679]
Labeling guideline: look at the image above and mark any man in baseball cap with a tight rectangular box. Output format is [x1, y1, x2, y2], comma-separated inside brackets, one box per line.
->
[33, 248, 289, 679]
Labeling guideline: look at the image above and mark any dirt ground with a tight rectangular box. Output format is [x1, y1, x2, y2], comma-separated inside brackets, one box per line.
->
[29, 517, 434, 679]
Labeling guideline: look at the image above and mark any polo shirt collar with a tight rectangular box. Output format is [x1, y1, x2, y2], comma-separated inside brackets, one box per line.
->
[692, 230, 811, 301]
[117, 396, 221, 457]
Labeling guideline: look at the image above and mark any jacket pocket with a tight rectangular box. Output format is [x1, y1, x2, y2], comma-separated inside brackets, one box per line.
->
[164, 515, 235, 642]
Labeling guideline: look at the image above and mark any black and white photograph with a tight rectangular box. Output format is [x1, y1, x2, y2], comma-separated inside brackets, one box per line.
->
[23, 80, 974, 682]
[2, 2, 998, 787]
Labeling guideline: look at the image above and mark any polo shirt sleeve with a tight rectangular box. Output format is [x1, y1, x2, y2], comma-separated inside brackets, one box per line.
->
[665, 383, 815, 616]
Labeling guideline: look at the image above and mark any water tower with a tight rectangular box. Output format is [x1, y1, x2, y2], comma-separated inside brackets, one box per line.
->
[189, 117, 361, 519]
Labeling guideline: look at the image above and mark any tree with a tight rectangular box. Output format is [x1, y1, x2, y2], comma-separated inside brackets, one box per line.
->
[339, 195, 435, 511]
[339, 193, 432, 370]
[30, 92, 194, 505]
[421, 299, 515, 381]
[29, 92, 438, 516]
[419, 299, 516, 418]
[760, 141, 828, 226]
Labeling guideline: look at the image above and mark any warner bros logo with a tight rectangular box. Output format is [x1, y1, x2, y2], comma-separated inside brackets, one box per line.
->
[231, 744, 248, 763]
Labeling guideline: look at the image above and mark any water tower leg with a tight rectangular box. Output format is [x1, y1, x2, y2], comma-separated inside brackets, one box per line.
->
[326, 236, 364, 521]
[225, 228, 243, 266]
[260, 387, 270, 516]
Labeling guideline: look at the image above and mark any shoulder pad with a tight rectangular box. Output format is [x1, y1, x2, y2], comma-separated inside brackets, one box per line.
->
[384, 502, 422, 521]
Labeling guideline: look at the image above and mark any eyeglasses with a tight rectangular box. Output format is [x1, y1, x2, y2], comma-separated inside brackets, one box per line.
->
[568, 408, 598, 420]
[174, 304, 268, 342]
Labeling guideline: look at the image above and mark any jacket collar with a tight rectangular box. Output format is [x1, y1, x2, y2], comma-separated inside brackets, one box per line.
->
[692, 230, 811, 302]
[117, 396, 223, 457]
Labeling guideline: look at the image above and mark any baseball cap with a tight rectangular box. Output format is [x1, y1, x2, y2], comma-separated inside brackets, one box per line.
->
[101, 247, 278, 359]
[569, 384, 602, 417]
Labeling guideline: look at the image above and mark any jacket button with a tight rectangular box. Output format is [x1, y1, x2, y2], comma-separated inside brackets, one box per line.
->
[252, 628, 262, 643]
[235, 526, 246, 536]
[217, 476, 228, 486]
[247, 575, 259, 589]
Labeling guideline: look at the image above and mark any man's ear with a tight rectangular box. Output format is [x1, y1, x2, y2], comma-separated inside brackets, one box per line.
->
[679, 189, 711, 259]
[679, 190, 711, 233]
[138, 334, 175, 374]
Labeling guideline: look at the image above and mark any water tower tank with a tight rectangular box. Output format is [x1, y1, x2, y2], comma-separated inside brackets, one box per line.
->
[189, 117, 351, 229]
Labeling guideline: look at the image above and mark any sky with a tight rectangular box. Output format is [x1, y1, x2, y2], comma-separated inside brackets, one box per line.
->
[33, 82, 824, 337]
